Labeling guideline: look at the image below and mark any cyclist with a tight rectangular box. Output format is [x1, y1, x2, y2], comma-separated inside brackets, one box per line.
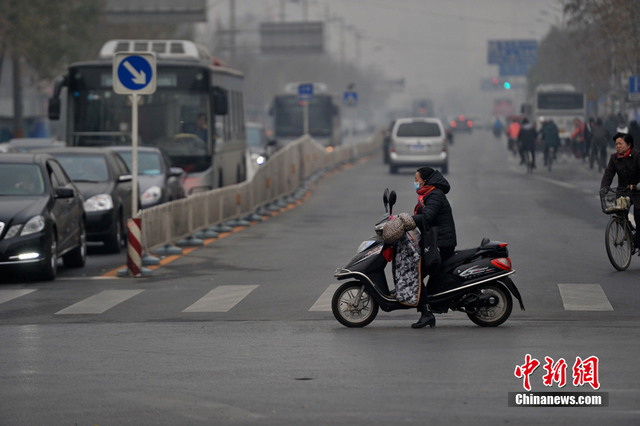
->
[571, 117, 585, 160]
[540, 117, 560, 167]
[506, 118, 520, 155]
[517, 118, 537, 169]
[601, 132, 640, 253]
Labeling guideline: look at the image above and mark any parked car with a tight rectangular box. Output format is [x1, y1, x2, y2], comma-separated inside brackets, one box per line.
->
[388, 117, 448, 174]
[5, 138, 66, 152]
[34, 147, 133, 253]
[383, 120, 395, 164]
[108, 146, 185, 209]
[0, 153, 86, 280]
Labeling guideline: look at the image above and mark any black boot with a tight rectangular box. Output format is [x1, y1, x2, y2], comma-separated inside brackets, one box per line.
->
[411, 307, 435, 329]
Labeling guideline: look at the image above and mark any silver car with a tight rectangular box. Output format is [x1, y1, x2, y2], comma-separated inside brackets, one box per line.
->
[388, 118, 448, 174]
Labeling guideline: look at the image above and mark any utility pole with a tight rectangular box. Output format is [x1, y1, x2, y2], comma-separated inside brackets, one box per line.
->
[280, 0, 286, 22]
[339, 18, 345, 66]
[302, 0, 308, 21]
[229, 0, 236, 63]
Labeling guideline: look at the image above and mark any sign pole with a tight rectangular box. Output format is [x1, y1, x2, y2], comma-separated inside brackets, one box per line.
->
[303, 101, 309, 135]
[131, 93, 139, 217]
[348, 106, 354, 141]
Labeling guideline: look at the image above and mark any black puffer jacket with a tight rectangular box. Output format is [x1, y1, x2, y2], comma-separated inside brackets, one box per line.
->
[412, 170, 457, 248]
[601, 147, 640, 204]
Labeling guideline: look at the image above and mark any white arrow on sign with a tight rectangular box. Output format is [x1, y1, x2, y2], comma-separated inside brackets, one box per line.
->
[123, 61, 146, 85]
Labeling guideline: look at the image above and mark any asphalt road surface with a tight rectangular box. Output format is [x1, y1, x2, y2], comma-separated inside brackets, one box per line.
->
[1, 130, 639, 425]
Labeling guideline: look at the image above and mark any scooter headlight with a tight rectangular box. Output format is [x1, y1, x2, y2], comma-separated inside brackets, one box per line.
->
[357, 240, 375, 253]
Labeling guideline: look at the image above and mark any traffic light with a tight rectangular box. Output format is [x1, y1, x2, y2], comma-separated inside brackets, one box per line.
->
[503, 81, 511, 90]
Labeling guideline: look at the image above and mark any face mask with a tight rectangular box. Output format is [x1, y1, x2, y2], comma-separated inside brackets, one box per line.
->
[414, 182, 421, 191]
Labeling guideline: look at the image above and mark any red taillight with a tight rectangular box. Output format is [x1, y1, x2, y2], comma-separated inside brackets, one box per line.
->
[459, 115, 465, 121]
[498, 243, 508, 248]
[450, 121, 457, 128]
[491, 257, 512, 271]
[382, 246, 395, 262]
[467, 120, 473, 127]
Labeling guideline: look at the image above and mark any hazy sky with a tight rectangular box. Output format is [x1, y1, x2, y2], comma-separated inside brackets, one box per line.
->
[201, 0, 563, 116]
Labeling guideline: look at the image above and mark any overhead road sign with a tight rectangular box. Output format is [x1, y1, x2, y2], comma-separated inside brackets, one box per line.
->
[113, 53, 157, 95]
[260, 22, 324, 55]
[105, 0, 206, 24]
[488, 40, 537, 76]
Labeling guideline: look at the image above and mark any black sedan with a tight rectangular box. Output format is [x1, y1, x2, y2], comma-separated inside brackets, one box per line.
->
[109, 146, 185, 209]
[0, 153, 86, 281]
[35, 147, 133, 253]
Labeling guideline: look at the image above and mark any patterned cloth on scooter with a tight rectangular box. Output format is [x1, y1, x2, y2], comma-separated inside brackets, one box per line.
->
[392, 229, 422, 306]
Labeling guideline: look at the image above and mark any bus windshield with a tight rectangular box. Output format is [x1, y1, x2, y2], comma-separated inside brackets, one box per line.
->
[537, 93, 584, 110]
[274, 95, 334, 138]
[69, 67, 212, 173]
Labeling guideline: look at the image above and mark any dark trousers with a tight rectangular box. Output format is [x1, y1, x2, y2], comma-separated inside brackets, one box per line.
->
[418, 246, 455, 310]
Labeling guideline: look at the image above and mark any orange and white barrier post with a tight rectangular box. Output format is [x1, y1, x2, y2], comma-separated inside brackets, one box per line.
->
[127, 218, 142, 277]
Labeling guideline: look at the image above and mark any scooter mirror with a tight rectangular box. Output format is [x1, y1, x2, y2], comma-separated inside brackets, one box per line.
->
[389, 190, 397, 215]
[383, 188, 390, 212]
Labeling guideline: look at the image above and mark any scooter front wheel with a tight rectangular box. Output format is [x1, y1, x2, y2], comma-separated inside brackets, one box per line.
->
[466, 283, 513, 327]
[332, 282, 379, 328]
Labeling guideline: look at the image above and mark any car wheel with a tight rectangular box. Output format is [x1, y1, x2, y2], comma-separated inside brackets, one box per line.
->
[63, 220, 87, 268]
[40, 232, 58, 281]
[104, 213, 123, 253]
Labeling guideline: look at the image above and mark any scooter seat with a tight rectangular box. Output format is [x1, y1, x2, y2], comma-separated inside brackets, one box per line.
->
[440, 247, 479, 270]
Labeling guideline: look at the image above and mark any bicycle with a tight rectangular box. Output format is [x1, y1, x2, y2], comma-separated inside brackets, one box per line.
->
[524, 148, 534, 174]
[600, 187, 637, 271]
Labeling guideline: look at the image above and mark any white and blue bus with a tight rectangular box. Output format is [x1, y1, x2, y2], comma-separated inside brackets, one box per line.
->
[48, 40, 247, 194]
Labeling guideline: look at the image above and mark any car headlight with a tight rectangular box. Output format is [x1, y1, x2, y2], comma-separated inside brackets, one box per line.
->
[141, 185, 162, 205]
[84, 194, 113, 212]
[251, 153, 266, 165]
[20, 215, 45, 236]
[4, 224, 22, 239]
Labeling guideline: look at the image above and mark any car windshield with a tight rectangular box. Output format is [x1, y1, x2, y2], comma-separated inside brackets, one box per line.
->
[246, 127, 263, 147]
[0, 164, 45, 196]
[53, 154, 109, 182]
[396, 122, 441, 137]
[117, 151, 163, 175]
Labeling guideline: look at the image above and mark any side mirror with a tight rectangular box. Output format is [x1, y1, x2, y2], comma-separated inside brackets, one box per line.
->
[388, 190, 397, 215]
[383, 188, 389, 213]
[48, 98, 61, 120]
[213, 86, 228, 116]
[55, 187, 74, 198]
[169, 167, 185, 177]
[118, 174, 132, 183]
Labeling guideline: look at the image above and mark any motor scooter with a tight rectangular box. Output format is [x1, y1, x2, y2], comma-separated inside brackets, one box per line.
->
[332, 189, 525, 328]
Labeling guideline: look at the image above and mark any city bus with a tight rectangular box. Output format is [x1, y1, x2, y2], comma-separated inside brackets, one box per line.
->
[269, 83, 341, 148]
[48, 39, 247, 195]
[532, 84, 586, 140]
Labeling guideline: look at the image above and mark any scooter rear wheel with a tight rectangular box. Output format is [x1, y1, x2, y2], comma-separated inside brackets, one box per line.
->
[332, 282, 379, 328]
[466, 283, 513, 327]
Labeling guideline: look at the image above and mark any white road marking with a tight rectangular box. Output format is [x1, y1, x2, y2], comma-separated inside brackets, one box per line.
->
[182, 285, 259, 313]
[309, 284, 341, 311]
[55, 290, 144, 314]
[533, 175, 576, 189]
[0, 289, 36, 305]
[558, 284, 613, 311]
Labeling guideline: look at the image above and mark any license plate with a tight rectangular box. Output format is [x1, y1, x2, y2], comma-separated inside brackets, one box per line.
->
[412, 144, 425, 150]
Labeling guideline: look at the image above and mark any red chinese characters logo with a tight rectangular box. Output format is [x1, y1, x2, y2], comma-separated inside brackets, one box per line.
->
[573, 356, 600, 390]
[542, 357, 567, 388]
[515, 355, 600, 391]
[514, 354, 540, 391]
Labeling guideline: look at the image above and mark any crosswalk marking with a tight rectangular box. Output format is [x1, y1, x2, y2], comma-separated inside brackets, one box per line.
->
[0, 289, 36, 305]
[55, 290, 144, 315]
[309, 284, 341, 311]
[558, 284, 613, 311]
[182, 285, 259, 313]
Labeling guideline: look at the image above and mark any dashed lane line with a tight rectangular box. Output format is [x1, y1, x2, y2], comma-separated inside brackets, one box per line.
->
[558, 284, 614, 311]
[0, 289, 37, 305]
[182, 285, 259, 313]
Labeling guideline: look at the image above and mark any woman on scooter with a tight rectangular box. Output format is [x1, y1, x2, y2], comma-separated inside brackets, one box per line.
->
[410, 166, 457, 328]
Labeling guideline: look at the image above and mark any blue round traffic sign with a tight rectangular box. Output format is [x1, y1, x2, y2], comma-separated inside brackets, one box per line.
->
[117, 56, 153, 91]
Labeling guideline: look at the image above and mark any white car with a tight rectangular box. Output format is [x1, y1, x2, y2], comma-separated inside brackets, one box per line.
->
[388, 117, 448, 174]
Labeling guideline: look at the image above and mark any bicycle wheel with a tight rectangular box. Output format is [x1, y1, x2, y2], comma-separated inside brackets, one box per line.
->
[526, 151, 533, 174]
[605, 216, 633, 271]
[547, 148, 553, 172]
